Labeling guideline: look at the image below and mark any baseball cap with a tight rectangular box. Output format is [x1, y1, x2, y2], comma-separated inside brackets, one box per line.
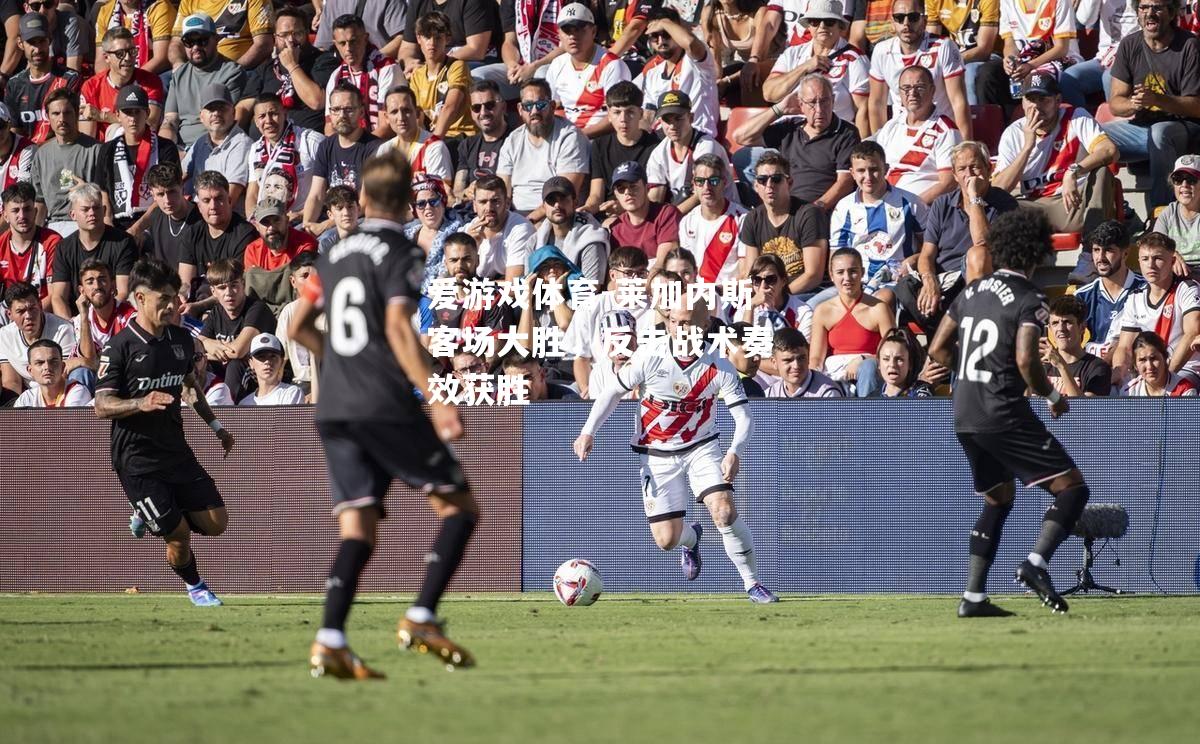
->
[559, 3, 595, 27]
[19, 12, 48, 42]
[802, 0, 845, 25]
[1172, 154, 1200, 179]
[0, 102, 12, 125]
[199, 83, 233, 109]
[655, 90, 692, 118]
[599, 309, 637, 335]
[180, 12, 216, 38]
[116, 84, 149, 111]
[249, 333, 284, 357]
[610, 160, 646, 187]
[252, 198, 287, 223]
[542, 176, 576, 201]
[1021, 72, 1060, 98]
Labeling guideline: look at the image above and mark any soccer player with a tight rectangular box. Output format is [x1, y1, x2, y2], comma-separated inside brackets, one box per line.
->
[289, 150, 480, 680]
[573, 302, 778, 604]
[94, 257, 236, 607]
[928, 210, 1092, 617]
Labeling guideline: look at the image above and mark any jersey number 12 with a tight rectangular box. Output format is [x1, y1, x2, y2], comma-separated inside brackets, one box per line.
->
[958, 316, 998, 383]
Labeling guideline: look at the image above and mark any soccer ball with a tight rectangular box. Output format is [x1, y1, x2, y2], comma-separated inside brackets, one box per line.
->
[553, 559, 604, 607]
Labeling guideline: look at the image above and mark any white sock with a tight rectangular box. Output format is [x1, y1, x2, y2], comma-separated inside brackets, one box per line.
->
[718, 518, 757, 590]
[1027, 553, 1048, 569]
[315, 628, 346, 649]
[675, 522, 698, 550]
[405, 606, 435, 624]
[962, 591, 987, 603]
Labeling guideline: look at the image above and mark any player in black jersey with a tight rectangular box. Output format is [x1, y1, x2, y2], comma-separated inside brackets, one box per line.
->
[290, 150, 479, 680]
[928, 210, 1091, 617]
[95, 258, 236, 606]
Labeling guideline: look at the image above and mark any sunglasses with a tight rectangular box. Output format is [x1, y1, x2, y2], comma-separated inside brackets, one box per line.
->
[471, 101, 498, 113]
[647, 31, 671, 41]
[520, 99, 552, 112]
[892, 12, 923, 23]
[812, 18, 841, 27]
[1172, 173, 1198, 185]
[106, 48, 136, 59]
[692, 176, 723, 188]
[182, 35, 212, 48]
[755, 173, 787, 185]
[26, 0, 51, 9]
[751, 274, 780, 286]
[192, 352, 206, 363]
[414, 196, 443, 209]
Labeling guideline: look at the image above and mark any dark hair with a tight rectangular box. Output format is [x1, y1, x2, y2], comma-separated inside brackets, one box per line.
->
[693, 153, 726, 177]
[28, 338, 63, 358]
[1132, 330, 1169, 359]
[129, 257, 182, 295]
[195, 170, 230, 193]
[605, 80, 643, 108]
[4, 281, 38, 306]
[520, 78, 552, 100]
[1087, 220, 1128, 251]
[290, 251, 318, 271]
[274, 7, 309, 26]
[385, 85, 418, 109]
[325, 185, 359, 209]
[610, 245, 649, 271]
[145, 162, 183, 190]
[329, 82, 364, 106]
[470, 79, 502, 96]
[79, 257, 114, 280]
[361, 150, 413, 214]
[499, 350, 541, 371]
[416, 11, 452, 37]
[444, 231, 478, 252]
[474, 175, 508, 197]
[1, 181, 35, 205]
[751, 253, 788, 282]
[206, 258, 244, 286]
[254, 92, 284, 108]
[662, 246, 697, 270]
[728, 321, 754, 345]
[43, 88, 78, 113]
[648, 6, 684, 23]
[850, 140, 887, 165]
[829, 247, 863, 269]
[899, 64, 935, 87]
[332, 13, 366, 33]
[772, 327, 808, 353]
[101, 26, 134, 46]
[1049, 295, 1087, 324]
[1136, 231, 1177, 254]
[987, 208, 1051, 273]
[876, 327, 925, 390]
[754, 150, 791, 176]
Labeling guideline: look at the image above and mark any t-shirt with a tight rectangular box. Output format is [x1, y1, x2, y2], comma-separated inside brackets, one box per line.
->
[173, 0, 273, 62]
[238, 382, 305, 406]
[403, 0, 502, 57]
[873, 113, 962, 202]
[852, 0, 898, 46]
[766, 116, 861, 204]
[14, 380, 93, 407]
[765, 0, 813, 47]
[94, 0, 177, 50]
[476, 211, 537, 278]
[310, 132, 383, 190]
[830, 185, 926, 281]
[769, 39, 870, 125]
[543, 46, 633, 130]
[243, 47, 338, 135]
[243, 230, 318, 272]
[457, 130, 511, 184]
[764, 368, 845, 397]
[995, 106, 1109, 199]
[589, 130, 659, 201]
[4, 67, 84, 143]
[0, 313, 77, 386]
[999, 0, 1080, 64]
[315, 0, 407, 51]
[0, 228, 61, 301]
[143, 205, 203, 269]
[79, 68, 167, 141]
[1046, 353, 1113, 396]
[1075, 0, 1138, 67]
[1154, 202, 1200, 268]
[165, 59, 248, 147]
[1075, 270, 1145, 354]
[1110, 28, 1200, 125]
[179, 212, 258, 271]
[51, 228, 139, 306]
[1122, 372, 1199, 396]
[638, 49, 720, 137]
[182, 128, 253, 190]
[679, 201, 748, 285]
[496, 118, 590, 211]
[868, 34, 965, 120]
[645, 132, 736, 205]
[201, 296, 277, 343]
[410, 59, 478, 139]
[928, 0, 1000, 54]
[30, 135, 100, 223]
[924, 187, 1019, 274]
[610, 202, 683, 261]
[73, 299, 137, 352]
[738, 199, 826, 282]
[1116, 279, 1200, 377]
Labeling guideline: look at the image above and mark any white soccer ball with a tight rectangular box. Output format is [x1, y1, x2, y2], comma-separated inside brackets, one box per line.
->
[553, 559, 604, 607]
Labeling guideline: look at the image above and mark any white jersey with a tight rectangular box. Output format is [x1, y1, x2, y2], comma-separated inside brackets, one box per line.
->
[645, 132, 737, 205]
[13, 380, 93, 407]
[764, 368, 845, 397]
[767, 0, 813, 46]
[868, 34, 966, 120]
[562, 290, 658, 395]
[1116, 280, 1200, 377]
[999, 0, 1080, 64]
[544, 46, 632, 130]
[615, 341, 748, 454]
[995, 106, 1108, 199]
[1076, 0, 1140, 67]
[1121, 373, 1199, 397]
[376, 130, 454, 187]
[679, 201, 748, 285]
[0, 313, 77, 387]
[72, 300, 136, 353]
[873, 114, 962, 203]
[237, 382, 306, 406]
[769, 39, 870, 125]
[638, 50, 720, 137]
[475, 211, 536, 279]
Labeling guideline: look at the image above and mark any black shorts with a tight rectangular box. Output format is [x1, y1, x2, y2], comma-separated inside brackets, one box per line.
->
[956, 418, 1077, 494]
[118, 462, 224, 537]
[317, 419, 471, 517]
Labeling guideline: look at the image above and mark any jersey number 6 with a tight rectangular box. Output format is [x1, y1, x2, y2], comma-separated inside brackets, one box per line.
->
[330, 277, 369, 356]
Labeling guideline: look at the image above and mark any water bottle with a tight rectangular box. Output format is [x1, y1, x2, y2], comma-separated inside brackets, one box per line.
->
[1007, 56, 1022, 99]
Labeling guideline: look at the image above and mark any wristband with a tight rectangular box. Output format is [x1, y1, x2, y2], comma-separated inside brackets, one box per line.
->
[749, 55, 760, 62]
[770, 103, 784, 118]
[1046, 389, 1063, 405]
[209, 419, 225, 433]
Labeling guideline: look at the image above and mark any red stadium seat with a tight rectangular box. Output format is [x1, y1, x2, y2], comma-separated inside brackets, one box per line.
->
[970, 104, 1004, 152]
[722, 107, 767, 156]
[1051, 232, 1081, 252]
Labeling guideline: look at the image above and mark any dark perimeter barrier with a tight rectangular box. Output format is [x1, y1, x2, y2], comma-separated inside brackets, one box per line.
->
[3, 401, 1198, 594]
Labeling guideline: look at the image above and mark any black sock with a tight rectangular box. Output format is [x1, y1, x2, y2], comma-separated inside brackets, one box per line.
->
[321, 539, 374, 632]
[1033, 483, 1090, 562]
[414, 512, 478, 614]
[170, 550, 202, 587]
[966, 501, 1014, 594]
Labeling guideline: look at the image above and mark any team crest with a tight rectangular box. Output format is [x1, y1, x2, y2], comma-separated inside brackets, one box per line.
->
[918, 53, 934, 68]
[718, 231, 733, 244]
[1163, 302, 1175, 320]
[586, 81, 600, 92]
[437, 81, 449, 95]
[1038, 17, 1052, 31]
[970, 9, 980, 22]
[172, 344, 187, 361]
[887, 206, 901, 220]
[57, 169, 77, 189]
[673, 380, 689, 396]
[920, 134, 935, 147]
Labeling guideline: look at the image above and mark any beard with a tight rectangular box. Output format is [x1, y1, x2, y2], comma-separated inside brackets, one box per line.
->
[265, 231, 286, 250]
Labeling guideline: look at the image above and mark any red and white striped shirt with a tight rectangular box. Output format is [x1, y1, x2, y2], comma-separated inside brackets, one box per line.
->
[875, 114, 962, 203]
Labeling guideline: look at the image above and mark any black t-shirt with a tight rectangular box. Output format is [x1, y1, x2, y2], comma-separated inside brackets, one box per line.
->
[947, 269, 1049, 433]
[403, 0, 502, 58]
[95, 135, 182, 219]
[96, 322, 201, 475]
[179, 212, 257, 272]
[143, 205, 204, 269]
[243, 47, 339, 136]
[311, 132, 383, 190]
[1046, 353, 1113, 397]
[457, 129, 511, 186]
[1111, 29, 1200, 125]
[589, 130, 660, 200]
[766, 117, 861, 204]
[51, 227, 139, 308]
[201, 296, 277, 343]
[738, 198, 827, 282]
[740, 374, 765, 398]
[314, 219, 427, 423]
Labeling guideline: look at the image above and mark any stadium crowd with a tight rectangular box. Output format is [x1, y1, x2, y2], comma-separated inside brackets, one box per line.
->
[1, 0, 1199, 408]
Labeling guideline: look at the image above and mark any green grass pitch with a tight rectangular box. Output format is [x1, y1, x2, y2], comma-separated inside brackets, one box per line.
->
[3, 593, 1199, 743]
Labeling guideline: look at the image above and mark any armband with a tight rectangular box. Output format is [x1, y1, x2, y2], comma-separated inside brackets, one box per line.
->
[209, 419, 226, 434]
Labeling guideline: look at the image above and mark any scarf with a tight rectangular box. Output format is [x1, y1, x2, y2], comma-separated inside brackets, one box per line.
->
[337, 46, 388, 131]
[252, 123, 301, 209]
[112, 130, 157, 218]
[515, 0, 560, 64]
[1, 134, 34, 188]
[110, 0, 152, 68]
[272, 50, 297, 109]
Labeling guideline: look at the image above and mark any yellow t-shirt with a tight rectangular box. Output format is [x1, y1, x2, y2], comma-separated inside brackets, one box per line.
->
[172, 0, 272, 62]
[926, 0, 1000, 53]
[94, 0, 178, 47]
[410, 59, 478, 139]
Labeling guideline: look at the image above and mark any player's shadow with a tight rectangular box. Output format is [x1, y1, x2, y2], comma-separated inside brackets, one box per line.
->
[12, 659, 296, 672]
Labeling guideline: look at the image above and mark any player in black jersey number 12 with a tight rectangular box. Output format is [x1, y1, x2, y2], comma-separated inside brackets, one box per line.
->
[95, 258, 236, 607]
[929, 210, 1091, 617]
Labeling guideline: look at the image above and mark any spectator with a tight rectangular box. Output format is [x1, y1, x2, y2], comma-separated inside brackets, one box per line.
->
[141, 162, 201, 267]
[244, 92, 323, 219]
[895, 140, 1019, 334]
[274, 250, 317, 393]
[867, 1, 971, 138]
[0, 103, 35, 198]
[731, 75, 859, 210]
[809, 248, 894, 395]
[238, 332, 305, 405]
[20, 1, 89, 73]
[178, 170, 258, 298]
[181, 83, 251, 206]
[170, 0, 271, 69]
[764, 0, 870, 137]
[6, 13, 82, 143]
[301, 84, 382, 234]
[50, 183, 137, 317]
[182, 335, 236, 406]
[378, 85, 454, 193]
[93, 0, 176, 75]
[1043, 295, 1114, 397]
[13, 338, 92, 406]
[584, 81, 658, 218]
[315, 0, 406, 56]
[926, 0, 1000, 106]
[544, 3, 632, 136]
[429, 232, 517, 365]
[199, 257, 275, 401]
[463, 175, 535, 280]
[400, 0, 501, 75]
[974, 0, 1079, 116]
[875, 326, 939, 397]
[678, 154, 747, 285]
[607, 160, 682, 265]
[663, 246, 698, 284]
[725, 321, 767, 397]
[497, 78, 590, 219]
[516, 245, 580, 342]
[316, 184, 361, 252]
[80, 27, 166, 140]
[1103, 1, 1200, 213]
[1059, 0, 1138, 107]
[705, 0, 785, 108]
[872, 65, 961, 206]
[72, 256, 135, 373]
[499, 351, 581, 400]
[1151, 154, 1200, 280]
[646, 90, 735, 215]
[31, 89, 98, 237]
[484, 0, 567, 101]
[752, 0, 830, 64]
[764, 326, 844, 397]
[729, 253, 815, 335]
[325, 14, 396, 138]
[239, 7, 336, 135]
[0, 181, 60, 307]
[0, 281, 76, 400]
[160, 13, 247, 148]
[533, 176, 610, 283]
[737, 150, 828, 298]
[1121, 330, 1199, 396]
[1075, 220, 1145, 360]
[405, 175, 463, 296]
[243, 198, 317, 314]
[411, 11, 477, 143]
[97, 84, 181, 234]
[453, 80, 512, 206]
[638, 8, 719, 138]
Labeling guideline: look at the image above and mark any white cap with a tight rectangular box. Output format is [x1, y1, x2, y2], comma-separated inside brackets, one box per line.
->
[1172, 154, 1200, 179]
[249, 333, 284, 356]
[559, 3, 595, 26]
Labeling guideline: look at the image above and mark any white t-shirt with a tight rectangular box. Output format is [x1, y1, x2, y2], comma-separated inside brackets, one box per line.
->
[995, 106, 1109, 198]
[497, 118, 590, 211]
[769, 39, 870, 125]
[562, 290, 658, 395]
[873, 113, 962, 203]
[868, 34, 966, 120]
[275, 299, 312, 383]
[377, 130, 454, 188]
[1077, 0, 1140, 67]
[14, 380, 93, 407]
[679, 201, 749, 285]
[645, 132, 737, 205]
[238, 382, 306, 406]
[769, 0, 813, 46]
[1116, 280, 1200, 377]
[543, 46, 632, 130]
[638, 49, 721, 137]
[0, 313, 78, 386]
[247, 125, 325, 212]
[476, 211, 537, 279]
[999, 0, 1081, 64]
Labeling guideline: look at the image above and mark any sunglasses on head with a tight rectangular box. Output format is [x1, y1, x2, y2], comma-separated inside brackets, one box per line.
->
[751, 274, 779, 286]
[471, 101, 498, 113]
[182, 35, 212, 48]
[692, 175, 723, 188]
[520, 99, 552, 112]
[755, 173, 787, 185]
[892, 11, 923, 23]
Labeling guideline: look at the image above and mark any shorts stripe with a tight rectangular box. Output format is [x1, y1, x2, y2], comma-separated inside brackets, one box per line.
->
[1026, 467, 1075, 489]
[331, 495, 382, 516]
[647, 510, 687, 524]
[696, 483, 733, 502]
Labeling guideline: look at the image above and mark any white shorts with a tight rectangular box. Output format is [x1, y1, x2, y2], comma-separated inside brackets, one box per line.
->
[638, 439, 731, 523]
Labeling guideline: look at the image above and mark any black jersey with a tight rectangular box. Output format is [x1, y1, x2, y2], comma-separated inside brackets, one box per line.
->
[314, 218, 427, 423]
[947, 269, 1050, 433]
[96, 322, 201, 475]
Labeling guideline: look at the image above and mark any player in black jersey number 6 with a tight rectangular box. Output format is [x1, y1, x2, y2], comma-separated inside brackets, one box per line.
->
[928, 210, 1091, 617]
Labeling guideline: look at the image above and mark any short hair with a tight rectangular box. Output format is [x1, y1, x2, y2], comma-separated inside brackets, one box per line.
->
[610, 245, 649, 271]
[361, 149, 413, 214]
[329, 82, 363, 106]
[1087, 220, 1128, 250]
[648, 6, 683, 23]
[728, 321, 753, 345]
[899, 65, 935, 87]
[332, 13, 366, 33]
[290, 250, 318, 272]
[416, 11, 452, 37]
[797, 73, 833, 98]
[950, 140, 991, 165]
[692, 153, 727, 177]
[772, 327, 809, 353]
[79, 256, 114, 281]
[2, 181, 35, 205]
[474, 174, 508, 197]
[753, 150, 791, 176]
[520, 78, 552, 100]
[195, 170, 230, 194]
[987, 208, 1051, 273]
[1132, 330, 1169, 359]
[1137, 231, 1177, 254]
[499, 350, 540, 371]
[470, 79, 502, 96]
[44, 88, 78, 113]
[206, 258, 244, 286]
[605, 80, 643, 108]
[145, 162, 183, 190]
[4, 281, 38, 306]
[1049, 295, 1087, 323]
[876, 327, 925, 390]
[275, 6, 309, 25]
[101, 26, 134, 47]
[850, 140, 887, 165]
[254, 92, 283, 109]
[68, 183, 103, 208]
[325, 184, 359, 209]
[649, 268, 684, 286]
[662, 246, 697, 270]
[385, 85, 418, 109]
[28, 338, 63, 359]
[444, 231, 478, 253]
[129, 257, 182, 295]
[829, 247, 863, 268]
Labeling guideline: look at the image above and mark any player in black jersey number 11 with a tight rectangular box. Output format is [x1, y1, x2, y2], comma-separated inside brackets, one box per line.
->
[929, 210, 1092, 617]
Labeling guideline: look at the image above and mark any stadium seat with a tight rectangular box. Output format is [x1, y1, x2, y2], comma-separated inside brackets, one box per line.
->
[1051, 233, 1081, 252]
[722, 107, 767, 156]
[970, 104, 1004, 152]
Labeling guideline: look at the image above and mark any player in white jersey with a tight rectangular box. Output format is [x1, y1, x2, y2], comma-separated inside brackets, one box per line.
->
[543, 4, 633, 134]
[574, 302, 779, 603]
[678, 154, 748, 285]
[637, 9, 720, 138]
